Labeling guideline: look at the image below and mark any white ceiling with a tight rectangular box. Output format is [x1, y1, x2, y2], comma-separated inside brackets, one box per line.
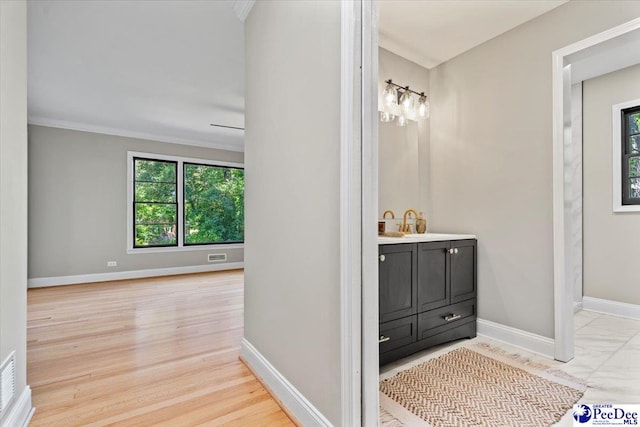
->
[28, 0, 572, 151]
[379, 0, 568, 69]
[28, 1, 245, 151]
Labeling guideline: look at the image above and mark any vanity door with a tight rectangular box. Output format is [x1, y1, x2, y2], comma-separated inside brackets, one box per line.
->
[379, 243, 417, 323]
[417, 241, 450, 312]
[450, 239, 477, 304]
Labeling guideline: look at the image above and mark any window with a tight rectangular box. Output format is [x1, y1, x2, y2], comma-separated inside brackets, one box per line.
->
[612, 99, 640, 212]
[622, 106, 640, 205]
[184, 163, 244, 245]
[128, 152, 244, 252]
[133, 158, 178, 247]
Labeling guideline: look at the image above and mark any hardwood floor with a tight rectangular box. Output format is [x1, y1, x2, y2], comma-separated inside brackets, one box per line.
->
[27, 270, 294, 426]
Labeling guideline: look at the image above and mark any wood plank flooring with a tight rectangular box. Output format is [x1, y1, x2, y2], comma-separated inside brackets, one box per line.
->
[27, 270, 294, 426]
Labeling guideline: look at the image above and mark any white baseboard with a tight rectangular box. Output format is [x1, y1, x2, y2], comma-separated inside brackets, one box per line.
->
[1, 386, 34, 427]
[583, 296, 640, 320]
[240, 338, 331, 427]
[574, 300, 584, 313]
[477, 318, 555, 359]
[27, 262, 244, 288]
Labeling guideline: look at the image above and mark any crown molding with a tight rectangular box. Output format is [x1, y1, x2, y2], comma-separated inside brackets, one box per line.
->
[233, 0, 255, 23]
[28, 117, 244, 153]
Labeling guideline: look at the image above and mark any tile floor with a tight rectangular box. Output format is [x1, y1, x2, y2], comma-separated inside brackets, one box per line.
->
[380, 310, 640, 426]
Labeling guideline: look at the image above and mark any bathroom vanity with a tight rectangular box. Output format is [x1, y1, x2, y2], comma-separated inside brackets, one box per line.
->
[378, 233, 477, 365]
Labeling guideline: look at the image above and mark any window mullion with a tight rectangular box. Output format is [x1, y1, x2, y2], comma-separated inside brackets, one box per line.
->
[177, 160, 184, 248]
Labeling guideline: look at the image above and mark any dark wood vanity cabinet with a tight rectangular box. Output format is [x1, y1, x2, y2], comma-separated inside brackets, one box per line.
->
[379, 243, 417, 323]
[379, 239, 477, 365]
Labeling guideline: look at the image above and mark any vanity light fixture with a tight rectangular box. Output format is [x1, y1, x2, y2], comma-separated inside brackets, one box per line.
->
[379, 79, 429, 125]
[383, 82, 397, 107]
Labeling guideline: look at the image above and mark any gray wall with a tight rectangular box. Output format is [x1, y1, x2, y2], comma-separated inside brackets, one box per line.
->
[0, 0, 28, 420]
[583, 63, 640, 305]
[429, 1, 640, 338]
[244, 1, 342, 424]
[378, 48, 430, 228]
[28, 125, 244, 279]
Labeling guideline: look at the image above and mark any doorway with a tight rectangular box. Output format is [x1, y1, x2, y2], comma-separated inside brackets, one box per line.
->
[552, 17, 640, 362]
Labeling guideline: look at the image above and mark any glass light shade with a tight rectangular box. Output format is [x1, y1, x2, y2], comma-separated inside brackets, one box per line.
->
[417, 95, 430, 119]
[396, 115, 408, 127]
[383, 83, 397, 107]
[399, 90, 413, 114]
[380, 111, 394, 123]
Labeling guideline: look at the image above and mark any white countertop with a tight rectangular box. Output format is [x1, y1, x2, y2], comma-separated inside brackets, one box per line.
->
[378, 233, 477, 245]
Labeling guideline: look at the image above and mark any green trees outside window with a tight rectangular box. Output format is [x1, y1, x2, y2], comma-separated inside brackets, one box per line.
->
[131, 155, 244, 249]
[184, 163, 244, 245]
[134, 158, 178, 247]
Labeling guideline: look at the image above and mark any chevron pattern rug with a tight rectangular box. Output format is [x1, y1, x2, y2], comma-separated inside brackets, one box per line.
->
[380, 346, 585, 427]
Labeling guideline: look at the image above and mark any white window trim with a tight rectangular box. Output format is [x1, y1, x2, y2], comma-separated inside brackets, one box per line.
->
[127, 151, 245, 254]
[612, 98, 640, 212]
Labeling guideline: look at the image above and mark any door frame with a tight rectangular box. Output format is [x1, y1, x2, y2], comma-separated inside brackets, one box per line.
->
[552, 17, 640, 362]
[340, 0, 363, 425]
[360, 0, 380, 425]
[341, 0, 379, 425]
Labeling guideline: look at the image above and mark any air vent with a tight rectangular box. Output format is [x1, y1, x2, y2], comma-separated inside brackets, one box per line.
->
[0, 352, 16, 416]
[208, 253, 227, 263]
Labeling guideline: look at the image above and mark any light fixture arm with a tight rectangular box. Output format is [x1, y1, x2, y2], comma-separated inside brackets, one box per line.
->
[385, 79, 426, 98]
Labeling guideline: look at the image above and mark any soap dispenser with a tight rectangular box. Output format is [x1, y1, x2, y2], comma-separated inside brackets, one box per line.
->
[416, 212, 427, 234]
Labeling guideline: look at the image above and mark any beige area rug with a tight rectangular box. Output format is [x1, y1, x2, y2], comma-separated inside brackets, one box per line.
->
[380, 344, 586, 427]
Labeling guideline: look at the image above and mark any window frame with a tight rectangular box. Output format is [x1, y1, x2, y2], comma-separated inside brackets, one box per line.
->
[621, 105, 640, 206]
[132, 156, 179, 248]
[612, 99, 640, 212]
[182, 161, 245, 246]
[127, 151, 244, 254]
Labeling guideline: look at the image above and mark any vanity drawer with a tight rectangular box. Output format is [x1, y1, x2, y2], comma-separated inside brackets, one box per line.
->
[418, 299, 476, 340]
[379, 315, 417, 354]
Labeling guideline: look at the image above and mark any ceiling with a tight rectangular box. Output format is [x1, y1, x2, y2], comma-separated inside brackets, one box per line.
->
[28, 1, 245, 151]
[28, 1, 571, 151]
[379, 0, 568, 69]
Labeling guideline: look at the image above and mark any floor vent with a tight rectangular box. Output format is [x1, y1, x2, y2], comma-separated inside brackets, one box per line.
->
[0, 352, 16, 416]
[208, 253, 227, 262]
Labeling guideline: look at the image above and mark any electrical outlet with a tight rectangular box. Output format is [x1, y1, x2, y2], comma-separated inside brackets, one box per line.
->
[107, 261, 117, 267]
